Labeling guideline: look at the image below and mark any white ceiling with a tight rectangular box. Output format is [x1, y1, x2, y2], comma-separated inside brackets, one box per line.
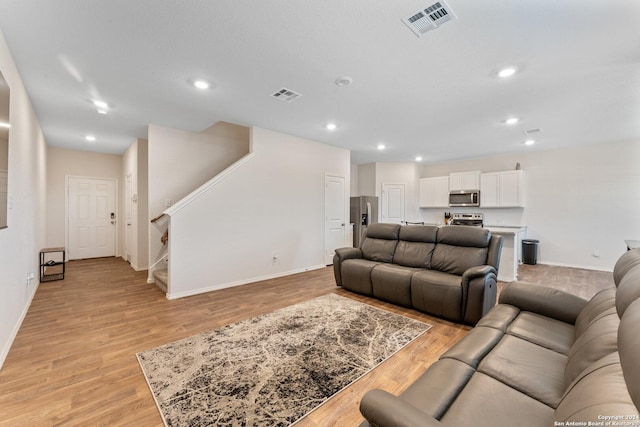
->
[0, 1, 638, 164]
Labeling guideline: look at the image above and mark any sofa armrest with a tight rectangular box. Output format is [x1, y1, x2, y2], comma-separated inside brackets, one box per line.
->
[461, 265, 498, 324]
[333, 247, 363, 287]
[499, 281, 588, 324]
[463, 265, 496, 280]
[360, 389, 444, 427]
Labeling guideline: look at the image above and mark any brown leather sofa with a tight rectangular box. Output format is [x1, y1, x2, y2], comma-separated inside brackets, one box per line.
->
[359, 249, 640, 427]
[333, 223, 503, 325]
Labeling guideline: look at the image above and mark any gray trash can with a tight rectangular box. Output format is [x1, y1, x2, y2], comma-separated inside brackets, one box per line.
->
[522, 239, 539, 265]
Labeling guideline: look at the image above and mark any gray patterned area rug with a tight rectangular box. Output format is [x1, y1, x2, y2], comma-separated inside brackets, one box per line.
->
[137, 293, 431, 427]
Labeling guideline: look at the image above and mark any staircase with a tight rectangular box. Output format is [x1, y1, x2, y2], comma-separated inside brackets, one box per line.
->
[153, 268, 168, 293]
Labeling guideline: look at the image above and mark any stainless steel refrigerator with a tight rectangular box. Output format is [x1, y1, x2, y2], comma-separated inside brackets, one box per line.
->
[350, 196, 378, 247]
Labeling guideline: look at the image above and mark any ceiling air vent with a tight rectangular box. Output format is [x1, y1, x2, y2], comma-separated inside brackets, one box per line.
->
[523, 128, 542, 136]
[271, 87, 302, 103]
[403, 1, 457, 37]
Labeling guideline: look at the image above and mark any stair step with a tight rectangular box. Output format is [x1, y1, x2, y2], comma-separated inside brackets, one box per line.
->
[153, 268, 168, 293]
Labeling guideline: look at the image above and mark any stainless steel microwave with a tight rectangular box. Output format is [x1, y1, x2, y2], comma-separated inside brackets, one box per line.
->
[449, 190, 480, 207]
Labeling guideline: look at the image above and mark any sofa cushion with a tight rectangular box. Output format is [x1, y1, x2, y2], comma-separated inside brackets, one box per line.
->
[613, 248, 640, 286]
[393, 225, 438, 268]
[411, 270, 462, 321]
[431, 227, 491, 275]
[507, 312, 575, 354]
[371, 264, 417, 307]
[440, 372, 554, 427]
[555, 352, 637, 424]
[360, 224, 400, 263]
[436, 225, 491, 247]
[618, 299, 640, 411]
[615, 265, 640, 318]
[341, 259, 379, 295]
[574, 287, 616, 336]
[400, 358, 475, 420]
[564, 307, 619, 386]
[476, 304, 520, 331]
[478, 335, 567, 408]
[440, 326, 504, 368]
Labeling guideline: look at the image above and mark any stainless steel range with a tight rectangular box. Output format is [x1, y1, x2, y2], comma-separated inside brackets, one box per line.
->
[450, 213, 484, 227]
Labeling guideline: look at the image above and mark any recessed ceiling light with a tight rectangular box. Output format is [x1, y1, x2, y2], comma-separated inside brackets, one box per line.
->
[415, 156, 423, 162]
[335, 76, 353, 86]
[505, 117, 519, 125]
[498, 67, 517, 78]
[325, 123, 337, 131]
[377, 143, 386, 150]
[96, 108, 108, 115]
[0, 122, 9, 129]
[524, 139, 535, 146]
[85, 135, 96, 142]
[93, 100, 109, 109]
[193, 80, 210, 90]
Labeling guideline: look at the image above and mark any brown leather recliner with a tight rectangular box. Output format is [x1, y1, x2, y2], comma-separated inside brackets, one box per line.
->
[358, 249, 640, 426]
[333, 223, 503, 325]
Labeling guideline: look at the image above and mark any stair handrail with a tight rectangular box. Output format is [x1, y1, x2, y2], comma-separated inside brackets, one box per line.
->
[149, 251, 168, 270]
[150, 212, 167, 223]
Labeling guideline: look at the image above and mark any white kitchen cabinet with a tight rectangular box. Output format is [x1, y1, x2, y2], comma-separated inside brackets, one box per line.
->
[419, 176, 449, 207]
[449, 170, 480, 191]
[480, 170, 523, 208]
[479, 172, 499, 207]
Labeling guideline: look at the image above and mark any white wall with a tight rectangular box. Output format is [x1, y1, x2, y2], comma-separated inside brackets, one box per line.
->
[357, 163, 376, 197]
[147, 122, 250, 275]
[122, 138, 149, 270]
[418, 140, 640, 270]
[166, 127, 350, 299]
[0, 29, 48, 369]
[352, 162, 422, 223]
[46, 147, 123, 254]
[373, 162, 422, 223]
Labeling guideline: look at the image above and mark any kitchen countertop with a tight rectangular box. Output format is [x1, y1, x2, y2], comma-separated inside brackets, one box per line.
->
[484, 225, 527, 234]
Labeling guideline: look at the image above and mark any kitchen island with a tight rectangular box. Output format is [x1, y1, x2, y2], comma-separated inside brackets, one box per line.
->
[484, 226, 527, 282]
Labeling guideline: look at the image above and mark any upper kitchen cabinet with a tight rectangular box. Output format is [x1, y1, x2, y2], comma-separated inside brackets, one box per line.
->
[419, 176, 449, 208]
[480, 170, 524, 208]
[449, 170, 480, 191]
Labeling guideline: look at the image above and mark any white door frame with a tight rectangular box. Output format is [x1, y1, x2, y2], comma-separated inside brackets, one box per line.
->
[65, 175, 119, 260]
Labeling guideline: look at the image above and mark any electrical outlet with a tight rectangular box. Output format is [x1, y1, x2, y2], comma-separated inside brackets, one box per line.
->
[592, 249, 600, 258]
[164, 199, 172, 207]
[26, 272, 34, 286]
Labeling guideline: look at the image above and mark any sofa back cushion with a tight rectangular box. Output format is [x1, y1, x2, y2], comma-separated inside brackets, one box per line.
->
[555, 352, 637, 424]
[393, 225, 438, 268]
[574, 288, 616, 337]
[616, 265, 640, 319]
[360, 223, 401, 263]
[618, 299, 640, 413]
[431, 227, 491, 275]
[613, 248, 640, 287]
[564, 306, 619, 386]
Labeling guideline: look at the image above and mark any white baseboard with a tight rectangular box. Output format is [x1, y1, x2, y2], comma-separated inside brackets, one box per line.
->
[534, 260, 613, 273]
[0, 280, 40, 370]
[165, 265, 326, 300]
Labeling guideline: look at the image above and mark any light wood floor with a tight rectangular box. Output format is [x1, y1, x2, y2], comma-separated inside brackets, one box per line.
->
[0, 258, 613, 426]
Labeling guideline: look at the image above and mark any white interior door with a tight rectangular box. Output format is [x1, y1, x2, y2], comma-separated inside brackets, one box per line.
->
[68, 177, 116, 260]
[325, 174, 346, 265]
[381, 183, 406, 224]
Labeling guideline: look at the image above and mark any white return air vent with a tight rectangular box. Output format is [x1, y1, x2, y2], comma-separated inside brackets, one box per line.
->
[271, 87, 302, 103]
[403, 1, 457, 37]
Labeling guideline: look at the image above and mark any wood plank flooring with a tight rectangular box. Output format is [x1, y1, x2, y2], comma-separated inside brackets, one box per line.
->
[0, 258, 612, 426]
